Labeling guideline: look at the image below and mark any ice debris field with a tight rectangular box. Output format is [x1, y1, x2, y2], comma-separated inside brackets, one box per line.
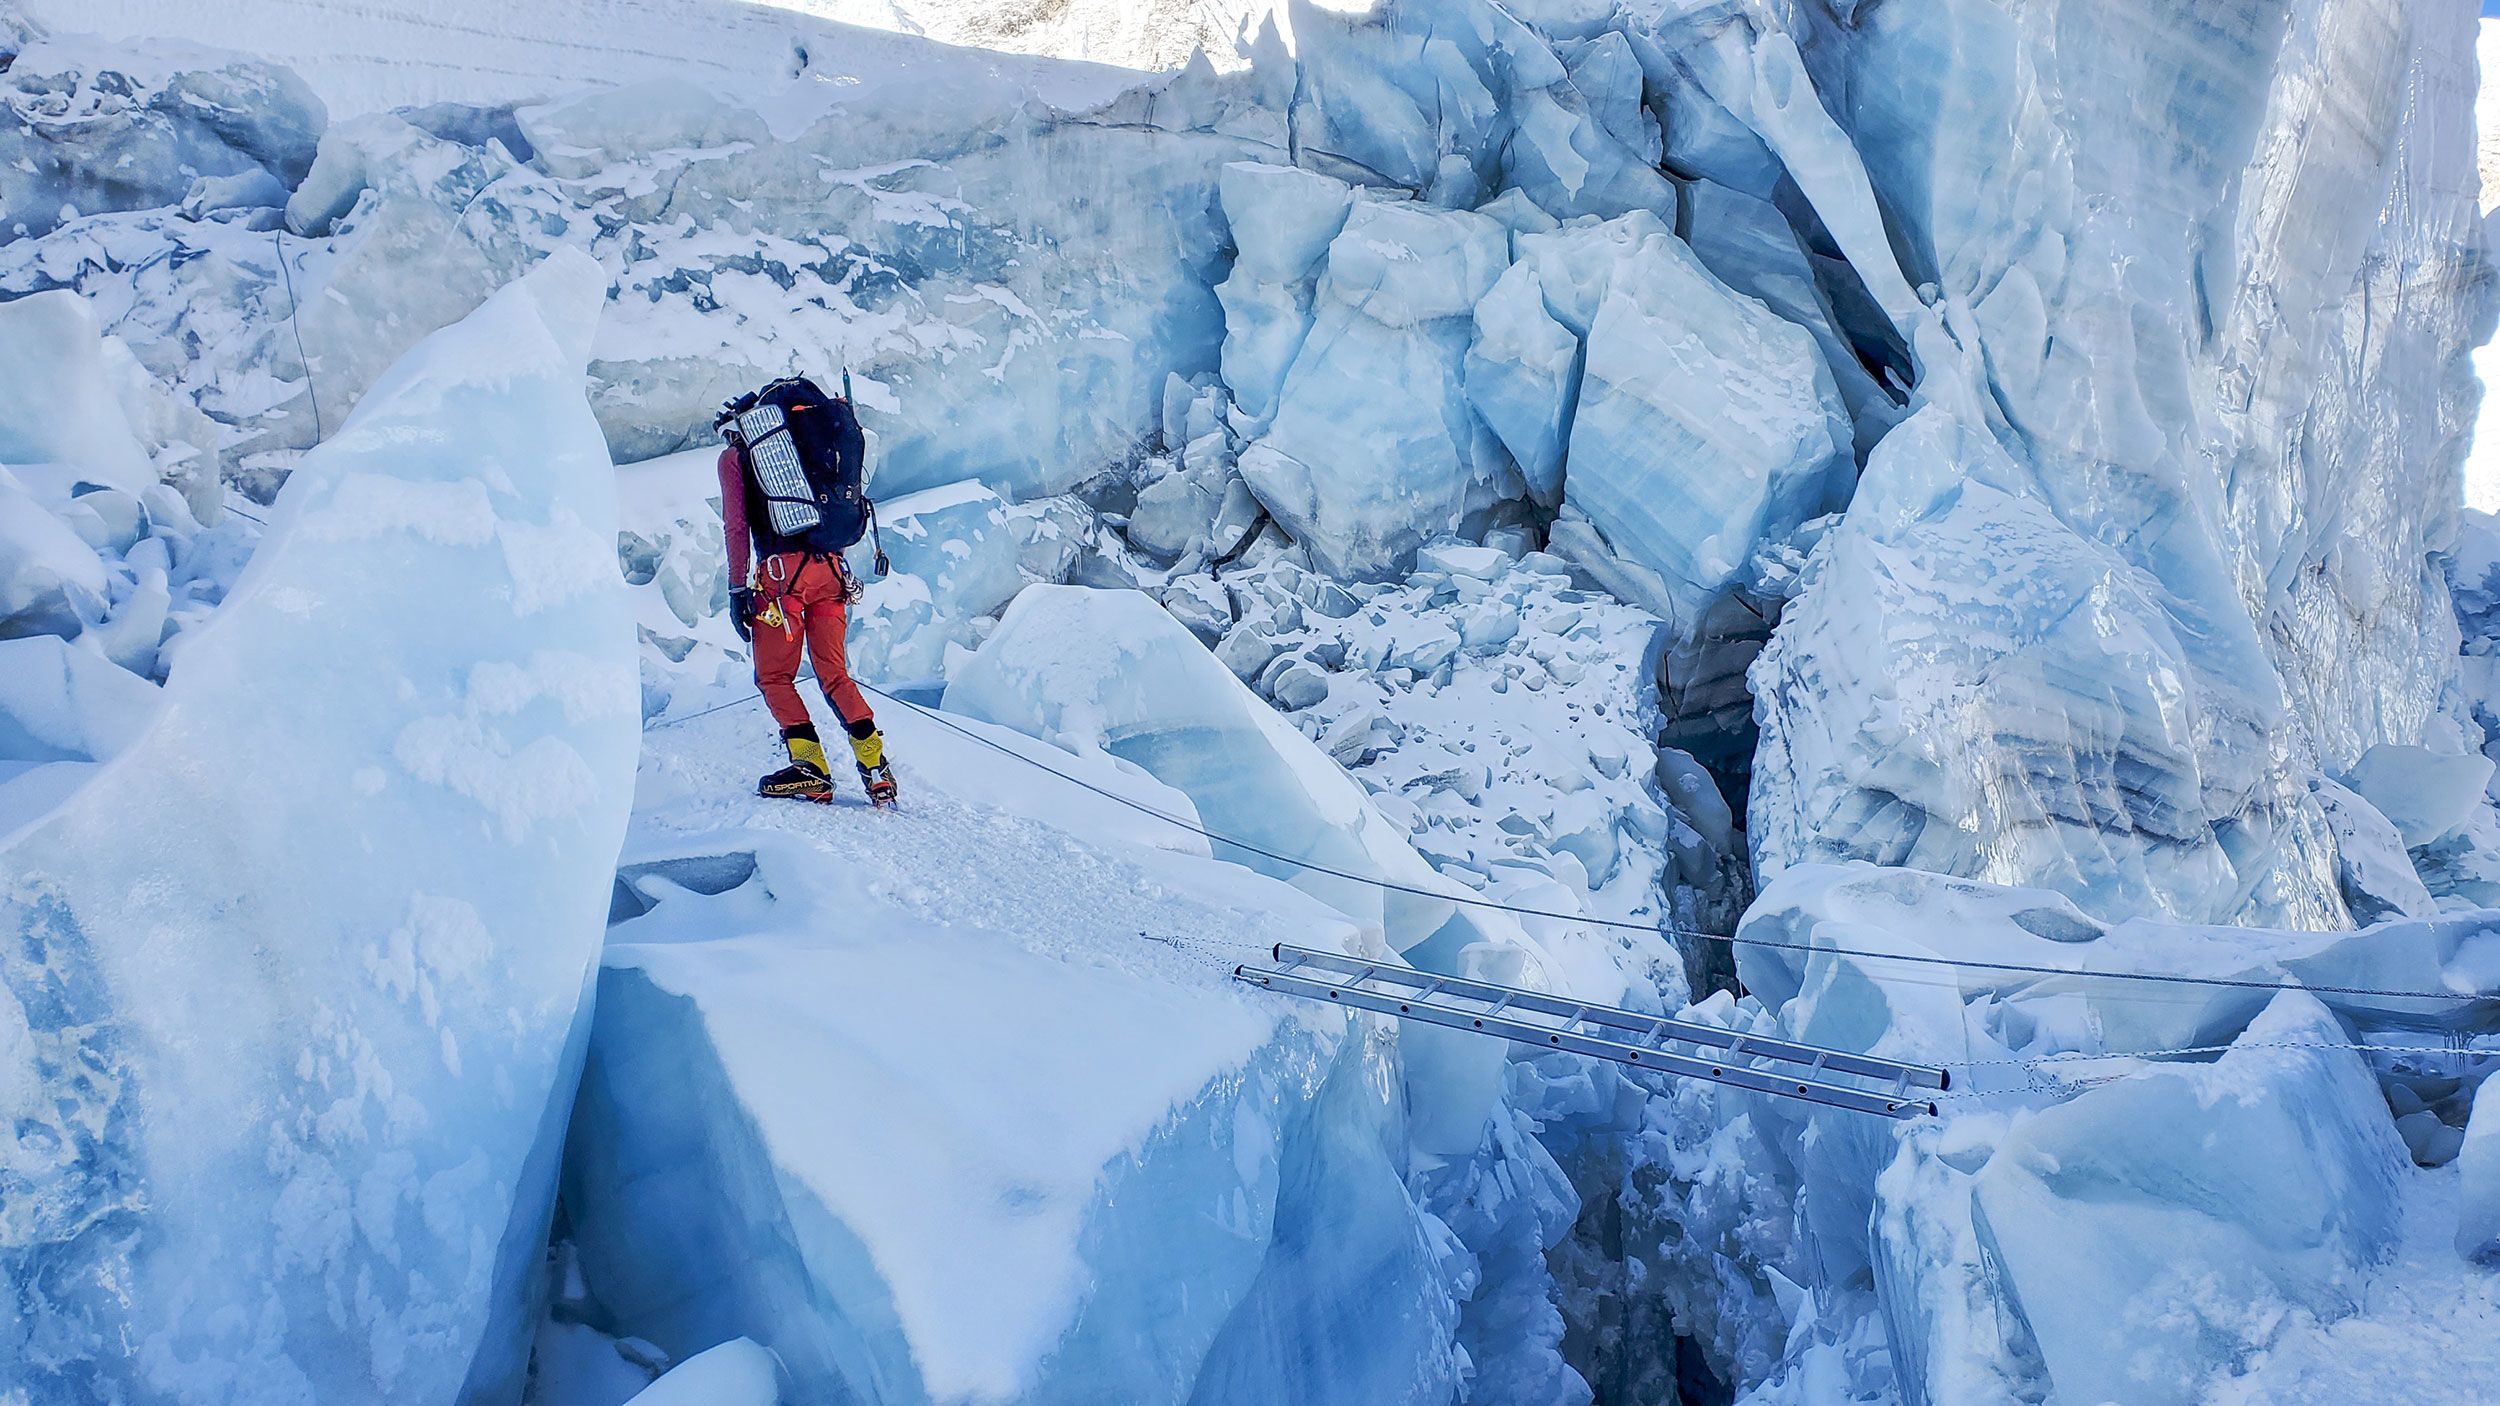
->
[9, 0, 2500, 1402]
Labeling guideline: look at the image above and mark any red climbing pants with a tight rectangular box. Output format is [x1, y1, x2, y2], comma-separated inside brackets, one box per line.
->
[751, 553, 875, 732]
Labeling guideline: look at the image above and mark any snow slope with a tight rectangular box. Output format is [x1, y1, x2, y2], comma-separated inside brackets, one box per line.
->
[10, 0, 1152, 122]
[2206, 1167, 2500, 1405]
[565, 696, 1475, 1404]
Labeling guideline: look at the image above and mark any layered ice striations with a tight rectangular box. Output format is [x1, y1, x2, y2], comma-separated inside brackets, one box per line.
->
[1751, 404, 2342, 927]
[1749, 0, 2495, 928]
[0, 252, 636, 1403]
[1236, 198, 1513, 579]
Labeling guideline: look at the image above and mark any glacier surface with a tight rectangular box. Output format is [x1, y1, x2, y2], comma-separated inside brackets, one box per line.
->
[4, 0, 2500, 1402]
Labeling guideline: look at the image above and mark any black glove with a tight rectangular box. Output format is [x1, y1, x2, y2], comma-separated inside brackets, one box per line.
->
[728, 587, 754, 644]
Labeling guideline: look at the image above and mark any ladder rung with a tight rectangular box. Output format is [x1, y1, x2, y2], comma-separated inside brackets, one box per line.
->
[1265, 945, 1949, 1091]
[1236, 954, 1940, 1120]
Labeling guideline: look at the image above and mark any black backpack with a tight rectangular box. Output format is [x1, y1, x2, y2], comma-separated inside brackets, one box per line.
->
[716, 375, 885, 570]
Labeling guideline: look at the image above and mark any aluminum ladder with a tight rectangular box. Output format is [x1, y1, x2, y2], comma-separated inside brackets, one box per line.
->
[1234, 944, 1948, 1119]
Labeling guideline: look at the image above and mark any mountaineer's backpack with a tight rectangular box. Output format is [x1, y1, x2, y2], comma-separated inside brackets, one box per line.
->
[716, 374, 884, 567]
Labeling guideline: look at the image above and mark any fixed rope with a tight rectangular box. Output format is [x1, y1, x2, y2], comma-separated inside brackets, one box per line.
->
[650, 686, 2500, 1088]
[840, 684, 2500, 1008]
[271, 228, 326, 447]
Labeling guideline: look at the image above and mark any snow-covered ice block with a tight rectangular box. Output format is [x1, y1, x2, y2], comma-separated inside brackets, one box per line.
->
[1239, 199, 1512, 578]
[1948, 993, 2406, 1406]
[624, 1339, 780, 1406]
[291, 118, 543, 428]
[0, 633, 159, 765]
[1464, 262, 1577, 506]
[1751, 405, 2343, 927]
[1214, 161, 1354, 425]
[0, 290, 155, 498]
[0, 39, 324, 240]
[0, 468, 107, 639]
[1682, 179, 1902, 459]
[0, 633, 160, 829]
[518, 79, 772, 182]
[0, 251, 636, 1402]
[2460, 1077, 2500, 1260]
[2312, 778, 2440, 923]
[286, 110, 509, 237]
[2345, 743, 2498, 848]
[838, 478, 1022, 686]
[1552, 216, 1851, 616]
[944, 584, 1474, 953]
[569, 825, 1458, 1406]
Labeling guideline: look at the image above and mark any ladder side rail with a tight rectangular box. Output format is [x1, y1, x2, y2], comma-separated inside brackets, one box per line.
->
[1273, 947, 1605, 1028]
[1269, 946, 1948, 1091]
[1573, 1006, 1949, 1091]
[1243, 967, 1933, 1120]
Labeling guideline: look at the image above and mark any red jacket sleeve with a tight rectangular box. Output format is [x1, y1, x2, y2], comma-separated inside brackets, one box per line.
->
[717, 447, 751, 586]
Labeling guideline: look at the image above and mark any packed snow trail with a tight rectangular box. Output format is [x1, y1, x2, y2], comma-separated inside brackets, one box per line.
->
[632, 697, 1317, 976]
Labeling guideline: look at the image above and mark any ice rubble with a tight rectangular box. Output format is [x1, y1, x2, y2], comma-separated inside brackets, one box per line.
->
[0, 267, 261, 827]
[1173, 547, 1746, 993]
[0, 36, 323, 241]
[0, 253, 637, 1401]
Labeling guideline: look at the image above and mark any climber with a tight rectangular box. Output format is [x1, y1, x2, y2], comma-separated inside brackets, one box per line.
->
[716, 375, 899, 807]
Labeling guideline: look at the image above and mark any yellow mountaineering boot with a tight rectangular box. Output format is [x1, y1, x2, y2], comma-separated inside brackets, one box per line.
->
[849, 725, 898, 808]
[758, 726, 835, 803]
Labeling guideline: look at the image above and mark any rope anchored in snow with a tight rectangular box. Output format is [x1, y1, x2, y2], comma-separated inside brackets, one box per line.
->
[650, 687, 2500, 1099]
[845, 685, 2500, 1010]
